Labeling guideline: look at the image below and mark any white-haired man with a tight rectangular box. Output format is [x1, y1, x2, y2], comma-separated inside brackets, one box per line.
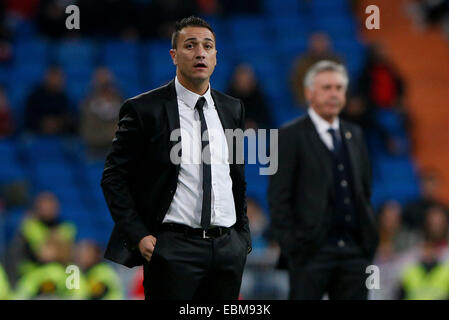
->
[268, 60, 379, 299]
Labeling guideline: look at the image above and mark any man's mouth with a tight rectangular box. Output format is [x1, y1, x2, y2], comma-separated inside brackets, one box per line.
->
[194, 62, 207, 69]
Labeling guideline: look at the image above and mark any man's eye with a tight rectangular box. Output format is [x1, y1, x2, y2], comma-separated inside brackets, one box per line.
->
[186, 44, 193, 49]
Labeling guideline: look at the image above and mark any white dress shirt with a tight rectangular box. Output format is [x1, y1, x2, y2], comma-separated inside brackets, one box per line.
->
[163, 77, 236, 228]
[308, 107, 341, 151]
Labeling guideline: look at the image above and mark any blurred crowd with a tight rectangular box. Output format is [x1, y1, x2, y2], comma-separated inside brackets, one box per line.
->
[1, 191, 123, 299]
[0, 0, 448, 300]
[408, 0, 449, 40]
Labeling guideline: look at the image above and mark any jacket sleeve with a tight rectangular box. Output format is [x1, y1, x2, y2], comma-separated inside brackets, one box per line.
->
[268, 126, 299, 255]
[101, 100, 150, 248]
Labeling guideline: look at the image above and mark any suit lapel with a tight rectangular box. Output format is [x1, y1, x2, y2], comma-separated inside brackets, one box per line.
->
[305, 116, 335, 199]
[163, 80, 181, 172]
[211, 90, 236, 131]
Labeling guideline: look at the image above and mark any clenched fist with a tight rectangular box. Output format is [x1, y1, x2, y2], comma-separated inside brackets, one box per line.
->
[138, 235, 157, 262]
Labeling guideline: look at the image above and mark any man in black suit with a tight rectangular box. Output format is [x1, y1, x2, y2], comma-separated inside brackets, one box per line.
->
[268, 60, 379, 300]
[101, 16, 251, 300]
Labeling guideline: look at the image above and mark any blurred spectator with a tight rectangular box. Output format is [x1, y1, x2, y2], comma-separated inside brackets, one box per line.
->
[13, 239, 82, 299]
[356, 44, 412, 155]
[409, 0, 449, 30]
[246, 198, 269, 252]
[0, 263, 11, 299]
[75, 240, 124, 300]
[370, 201, 420, 300]
[340, 95, 398, 153]
[24, 66, 75, 135]
[136, 0, 199, 39]
[227, 63, 273, 130]
[290, 32, 342, 106]
[80, 67, 122, 159]
[358, 44, 406, 110]
[78, 0, 139, 40]
[221, 0, 262, 15]
[6, 191, 76, 285]
[0, 1, 13, 64]
[0, 38, 12, 64]
[376, 201, 419, 263]
[240, 198, 288, 299]
[5, 0, 40, 19]
[0, 87, 14, 137]
[396, 205, 449, 299]
[402, 169, 447, 231]
[36, 0, 78, 39]
[196, 0, 220, 16]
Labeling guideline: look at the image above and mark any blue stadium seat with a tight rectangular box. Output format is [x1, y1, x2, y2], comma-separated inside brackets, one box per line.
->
[3, 208, 26, 244]
[103, 40, 140, 84]
[23, 136, 67, 162]
[263, 0, 301, 16]
[375, 155, 420, 204]
[13, 38, 49, 67]
[32, 162, 74, 188]
[66, 80, 90, 106]
[312, 16, 358, 39]
[333, 37, 367, 78]
[228, 16, 270, 51]
[55, 40, 97, 79]
[309, 0, 351, 16]
[0, 65, 10, 86]
[210, 57, 233, 92]
[0, 163, 26, 184]
[269, 15, 310, 40]
[9, 63, 46, 92]
[145, 41, 175, 88]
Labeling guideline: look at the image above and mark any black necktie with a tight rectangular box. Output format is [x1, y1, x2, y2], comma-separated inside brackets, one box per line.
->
[327, 128, 342, 154]
[195, 97, 211, 230]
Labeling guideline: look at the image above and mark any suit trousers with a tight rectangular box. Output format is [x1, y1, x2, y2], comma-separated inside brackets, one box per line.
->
[143, 227, 248, 300]
[287, 239, 371, 300]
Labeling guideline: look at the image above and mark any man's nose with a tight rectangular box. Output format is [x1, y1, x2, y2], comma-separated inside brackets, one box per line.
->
[195, 46, 206, 59]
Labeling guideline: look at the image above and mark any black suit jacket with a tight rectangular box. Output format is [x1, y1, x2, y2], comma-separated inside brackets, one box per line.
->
[268, 115, 379, 264]
[101, 80, 251, 268]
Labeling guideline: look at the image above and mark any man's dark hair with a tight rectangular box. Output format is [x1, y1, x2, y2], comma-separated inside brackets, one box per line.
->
[171, 16, 215, 49]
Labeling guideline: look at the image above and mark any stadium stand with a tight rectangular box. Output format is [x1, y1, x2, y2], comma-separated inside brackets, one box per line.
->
[1, 0, 446, 300]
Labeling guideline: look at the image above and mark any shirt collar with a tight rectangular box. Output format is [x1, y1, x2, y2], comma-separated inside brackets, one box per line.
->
[308, 106, 340, 135]
[175, 76, 214, 110]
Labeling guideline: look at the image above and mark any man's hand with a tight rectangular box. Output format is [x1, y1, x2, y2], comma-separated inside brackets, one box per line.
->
[138, 235, 157, 262]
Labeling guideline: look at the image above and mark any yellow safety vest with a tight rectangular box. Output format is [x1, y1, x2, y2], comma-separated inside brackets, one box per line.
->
[19, 217, 76, 276]
[0, 265, 11, 300]
[82, 263, 124, 300]
[401, 260, 449, 300]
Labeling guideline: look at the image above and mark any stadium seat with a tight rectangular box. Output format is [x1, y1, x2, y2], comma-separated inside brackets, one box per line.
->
[23, 136, 68, 162]
[309, 0, 351, 16]
[312, 16, 359, 39]
[145, 41, 175, 88]
[54, 40, 97, 79]
[263, 0, 301, 16]
[103, 40, 140, 84]
[13, 38, 49, 67]
[228, 16, 270, 51]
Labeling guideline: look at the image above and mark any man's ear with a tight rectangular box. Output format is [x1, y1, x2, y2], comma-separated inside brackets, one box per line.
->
[169, 49, 177, 66]
[304, 86, 312, 102]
